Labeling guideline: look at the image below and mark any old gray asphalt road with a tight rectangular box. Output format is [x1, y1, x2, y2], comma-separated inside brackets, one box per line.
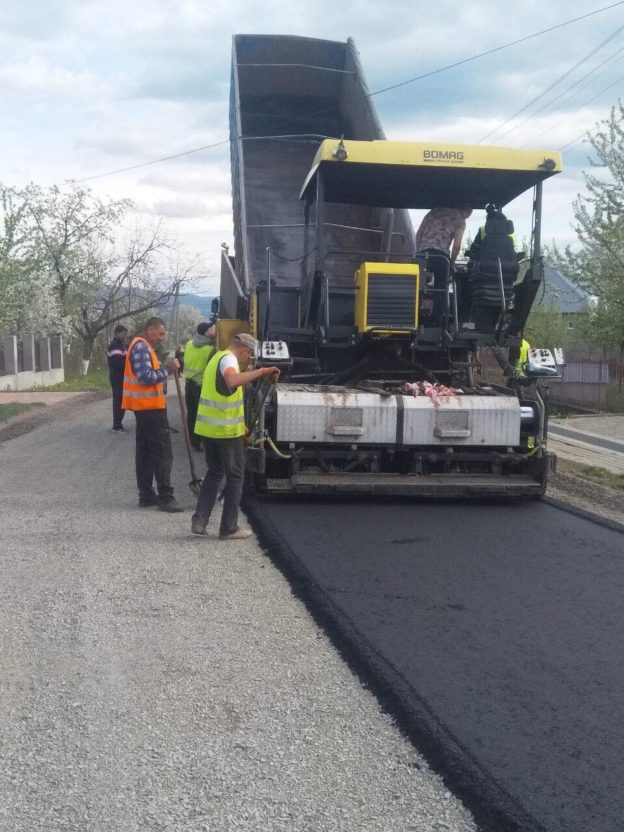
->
[0, 397, 476, 832]
[247, 496, 624, 832]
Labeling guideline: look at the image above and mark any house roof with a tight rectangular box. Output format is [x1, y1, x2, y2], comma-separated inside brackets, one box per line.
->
[538, 263, 594, 314]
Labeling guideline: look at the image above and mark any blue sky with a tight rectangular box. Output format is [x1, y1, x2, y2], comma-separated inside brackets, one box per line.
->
[1, 0, 623, 293]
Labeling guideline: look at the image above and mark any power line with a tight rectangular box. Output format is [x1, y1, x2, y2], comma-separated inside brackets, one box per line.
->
[479, 22, 624, 144]
[524, 44, 624, 145]
[62, 1, 624, 185]
[509, 41, 624, 144]
[559, 73, 624, 151]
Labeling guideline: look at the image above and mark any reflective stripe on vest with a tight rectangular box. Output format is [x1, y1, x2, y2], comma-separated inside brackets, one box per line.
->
[121, 337, 167, 411]
[194, 349, 245, 439]
[184, 339, 214, 384]
[514, 339, 530, 377]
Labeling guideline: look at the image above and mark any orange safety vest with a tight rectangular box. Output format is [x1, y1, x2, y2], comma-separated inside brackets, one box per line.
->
[121, 336, 167, 411]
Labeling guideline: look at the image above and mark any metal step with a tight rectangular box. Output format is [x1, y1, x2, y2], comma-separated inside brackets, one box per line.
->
[264, 473, 543, 497]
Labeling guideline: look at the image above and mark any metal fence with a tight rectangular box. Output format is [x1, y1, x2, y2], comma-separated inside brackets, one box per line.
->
[477, 350, 624, 410]
[0, 334, 64, 390]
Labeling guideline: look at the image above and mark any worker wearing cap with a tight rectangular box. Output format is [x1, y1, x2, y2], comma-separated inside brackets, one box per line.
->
[183, 322, 216, 450]
[191, 332, 280, 539]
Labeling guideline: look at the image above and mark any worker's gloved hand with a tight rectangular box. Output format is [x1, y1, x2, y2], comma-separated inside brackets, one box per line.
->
[260, 366, 280, 381]
[168, 358, 181, 372]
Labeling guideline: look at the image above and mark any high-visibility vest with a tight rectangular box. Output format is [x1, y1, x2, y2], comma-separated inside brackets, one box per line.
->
[478, 226, 516, 245]
[121, 336, 167, 411]
[183, 338, 214, 384]
[194, 349, 245, 439]
[514, 339, 530, 377]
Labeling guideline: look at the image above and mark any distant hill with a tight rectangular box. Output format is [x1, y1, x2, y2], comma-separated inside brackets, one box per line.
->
[163, 293, 216, 319]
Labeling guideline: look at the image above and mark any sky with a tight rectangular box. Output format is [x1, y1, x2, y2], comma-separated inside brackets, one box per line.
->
[1, 0, 623, 295]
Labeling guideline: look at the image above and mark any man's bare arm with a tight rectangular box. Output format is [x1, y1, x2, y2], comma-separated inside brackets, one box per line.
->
[450, 227, 465, 263]
[224, 366, 280, 390]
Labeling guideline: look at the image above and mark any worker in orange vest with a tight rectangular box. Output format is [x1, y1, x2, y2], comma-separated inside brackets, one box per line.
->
[122, 316, 183, 512]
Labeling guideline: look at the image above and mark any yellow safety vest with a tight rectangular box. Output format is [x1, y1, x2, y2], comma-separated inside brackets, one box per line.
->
[183, 338, 214, 385]
[194, 350, 245, 439]
[479, 226, 516, 245]
[515, 339, 530, 377]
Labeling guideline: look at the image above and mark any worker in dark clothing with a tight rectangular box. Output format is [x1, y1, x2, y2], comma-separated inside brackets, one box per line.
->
[183, 322, 216, 450]
[107, 324, 128, 432]
[121, 316, 183, 513]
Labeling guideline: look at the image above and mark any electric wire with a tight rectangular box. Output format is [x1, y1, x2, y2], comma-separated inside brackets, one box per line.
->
[479, 22, 624, 144]
[524, 44, 624, 145]
[510, 44, 624, 144]
[61, 1, 624, 185]
[559, 72, 624, 151]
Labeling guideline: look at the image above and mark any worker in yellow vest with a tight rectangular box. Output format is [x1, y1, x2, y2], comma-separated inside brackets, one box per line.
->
[122, 316, 183, 512]
[191, 332, 280, 539]
[514, 337, 531, 378]
[183, 322, 215, 450]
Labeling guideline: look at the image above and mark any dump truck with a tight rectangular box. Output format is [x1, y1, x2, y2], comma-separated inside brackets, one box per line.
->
[216, 34, 563, 497]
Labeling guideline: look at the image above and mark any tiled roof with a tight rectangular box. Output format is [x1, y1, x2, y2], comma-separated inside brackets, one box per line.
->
[536, 263, 595, 314]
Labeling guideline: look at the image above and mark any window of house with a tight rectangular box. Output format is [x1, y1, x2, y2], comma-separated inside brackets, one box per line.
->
[567, 319, 574, 330]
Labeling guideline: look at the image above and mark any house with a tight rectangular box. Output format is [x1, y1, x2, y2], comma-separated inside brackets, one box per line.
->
[535, 263, 596, 332]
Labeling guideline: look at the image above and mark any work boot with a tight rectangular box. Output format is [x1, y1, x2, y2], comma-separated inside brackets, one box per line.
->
[191, 514, 208, 536]
[219, 525, 253, 541]
[139, 494, 158, 508]
[157, 497, 184, 513]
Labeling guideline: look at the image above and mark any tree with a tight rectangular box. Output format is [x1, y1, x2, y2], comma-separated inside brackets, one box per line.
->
[524, 302, 567, 351]
[0, 189, 68, 336]
[169, 303, 203, 346]
[551, 100, 624, 355]
[1, 183, 198, 372]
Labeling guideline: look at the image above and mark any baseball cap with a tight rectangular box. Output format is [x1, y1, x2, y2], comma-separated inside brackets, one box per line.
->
[231, 332, 256, 351]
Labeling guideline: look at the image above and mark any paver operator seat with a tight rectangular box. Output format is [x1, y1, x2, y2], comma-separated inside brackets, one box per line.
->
[467, 208, 519, 330]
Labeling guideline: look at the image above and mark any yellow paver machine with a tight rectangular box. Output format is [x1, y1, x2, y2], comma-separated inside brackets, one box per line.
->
[217, 34, 564, 497]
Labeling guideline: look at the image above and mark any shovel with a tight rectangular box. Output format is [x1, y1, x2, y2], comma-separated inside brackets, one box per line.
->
[172, 370, 203, 496]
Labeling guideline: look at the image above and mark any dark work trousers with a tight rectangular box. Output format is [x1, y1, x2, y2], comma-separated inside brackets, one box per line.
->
[134, 409, 174, 502]
[109, 373, 125, 430]
[184, 379, 202, 449]
[421, 247, 451, 327]
[194, 437, 245, 535]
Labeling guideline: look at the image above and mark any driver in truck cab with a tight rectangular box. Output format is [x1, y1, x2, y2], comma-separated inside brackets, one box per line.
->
[191, 332, 280, 540]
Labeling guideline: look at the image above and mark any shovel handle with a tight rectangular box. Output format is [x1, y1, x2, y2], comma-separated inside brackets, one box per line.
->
[173, 370, 201, 482]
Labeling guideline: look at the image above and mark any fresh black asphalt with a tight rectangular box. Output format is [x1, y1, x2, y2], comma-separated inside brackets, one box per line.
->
[247, 497, 624, 832]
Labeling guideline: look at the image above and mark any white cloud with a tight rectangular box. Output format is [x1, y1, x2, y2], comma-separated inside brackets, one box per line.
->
[1, 0, 622, 293]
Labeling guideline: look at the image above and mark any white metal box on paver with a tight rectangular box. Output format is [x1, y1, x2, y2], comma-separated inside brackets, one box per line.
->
[402, 395, 521, 446]
[275, 386, 398, 444]
[275, 385, 522, 447]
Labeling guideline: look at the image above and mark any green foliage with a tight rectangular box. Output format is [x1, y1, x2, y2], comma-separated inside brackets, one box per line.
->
[524, 303, 567, 350]
[0, 402, 45, 422]
[550, 101, 624, 353]
[1, 182, 198, 364]
[42, 368, 110, 391]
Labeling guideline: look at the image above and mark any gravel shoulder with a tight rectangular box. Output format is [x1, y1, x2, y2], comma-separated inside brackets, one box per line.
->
[0, 396, 475, 832]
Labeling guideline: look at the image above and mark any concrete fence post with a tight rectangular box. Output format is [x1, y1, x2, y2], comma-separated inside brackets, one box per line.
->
[37, 337, 51, 371]
[50, 335, 64, 370]
[22, 334, 36, 371]
[3, 335, 18, 374]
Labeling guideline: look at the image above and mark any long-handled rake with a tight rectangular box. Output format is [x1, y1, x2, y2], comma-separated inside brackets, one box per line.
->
[172, 370, 203, 496]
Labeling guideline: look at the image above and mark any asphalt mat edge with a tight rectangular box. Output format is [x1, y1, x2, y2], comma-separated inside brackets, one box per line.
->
[243, 496, 547, 832]
[542, 495, 624, 534]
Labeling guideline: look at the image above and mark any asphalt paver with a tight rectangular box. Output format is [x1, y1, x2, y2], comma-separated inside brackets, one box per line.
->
[250, 497, 624, 832]
[0, 397, 476, 832]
